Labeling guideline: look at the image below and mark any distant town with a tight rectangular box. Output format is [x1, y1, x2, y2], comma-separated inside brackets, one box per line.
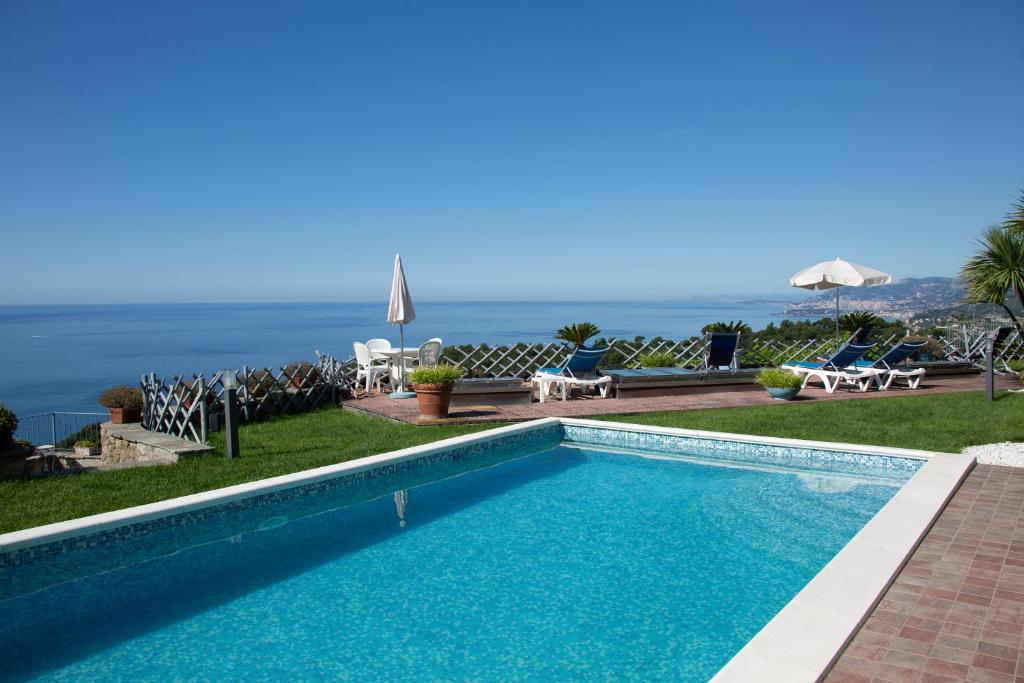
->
[782, 276, 1013, 325]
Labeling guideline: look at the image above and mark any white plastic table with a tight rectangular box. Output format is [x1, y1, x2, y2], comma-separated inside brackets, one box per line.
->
[370, 348, 419, 385]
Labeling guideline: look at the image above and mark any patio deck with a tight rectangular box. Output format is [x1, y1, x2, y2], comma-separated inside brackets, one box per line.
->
[825, 464, 1024, 683]
[342, 373, 1016, 425]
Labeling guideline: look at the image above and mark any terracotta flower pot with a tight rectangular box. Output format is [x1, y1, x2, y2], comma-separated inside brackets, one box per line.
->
[109, 407, 141, 424]
[413, 384, 455, 419]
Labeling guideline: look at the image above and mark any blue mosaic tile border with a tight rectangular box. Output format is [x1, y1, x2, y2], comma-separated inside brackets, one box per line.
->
[1, 421, 924, 590]
[0, 424, 563, 577]
[562, 424, 924, 479]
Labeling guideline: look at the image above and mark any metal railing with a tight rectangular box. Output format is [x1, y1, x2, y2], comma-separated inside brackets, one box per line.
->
[14, 412, 107, 448]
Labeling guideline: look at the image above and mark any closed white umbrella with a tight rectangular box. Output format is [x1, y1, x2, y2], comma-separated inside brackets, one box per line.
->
[394, 489, 409, 527]
[387, 254, 416, 399]
[790, 257, 892, 340]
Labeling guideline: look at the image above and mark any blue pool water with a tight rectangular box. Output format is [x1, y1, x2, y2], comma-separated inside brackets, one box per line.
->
[0, 444, 907, 682]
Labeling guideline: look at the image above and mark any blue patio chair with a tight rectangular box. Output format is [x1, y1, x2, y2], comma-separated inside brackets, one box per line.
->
[702, 333, 741, 371]
[850, 339, 927, 390]
[533, 346, 613, 402]
[780, 342, 876, 394]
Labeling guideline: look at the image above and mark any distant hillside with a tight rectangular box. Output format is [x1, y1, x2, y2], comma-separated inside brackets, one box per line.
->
[783, 277, 967, 321]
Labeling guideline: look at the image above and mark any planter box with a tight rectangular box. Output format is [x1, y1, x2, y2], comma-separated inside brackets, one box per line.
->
[450, 378, 533, 406]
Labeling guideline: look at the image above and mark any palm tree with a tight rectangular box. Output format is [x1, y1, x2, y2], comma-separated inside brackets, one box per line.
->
[701, 320, 752, 335]
[554, 322, 601, 348]
[1005, 189, 1024, 235]
[838, 311, 884, 342]
[960, 225, 1024, 336]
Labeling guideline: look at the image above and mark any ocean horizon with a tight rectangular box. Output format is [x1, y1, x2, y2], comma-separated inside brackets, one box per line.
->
[0, 299, 786, 416]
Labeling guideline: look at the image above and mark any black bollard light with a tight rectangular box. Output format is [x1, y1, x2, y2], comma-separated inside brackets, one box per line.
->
[223, 370, 240, 459]
[986, 334, 995, 403]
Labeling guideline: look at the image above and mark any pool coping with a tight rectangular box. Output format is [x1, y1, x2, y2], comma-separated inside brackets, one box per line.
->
[0, 418, 562, 554]
[560, 419, 973, 681]
[0, 418, 973, 682]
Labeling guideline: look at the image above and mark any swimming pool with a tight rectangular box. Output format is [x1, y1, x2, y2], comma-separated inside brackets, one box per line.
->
[0, 419, 970, 682]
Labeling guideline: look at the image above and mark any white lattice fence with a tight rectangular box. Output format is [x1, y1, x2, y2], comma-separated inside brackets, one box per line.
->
[309, 329, 1020, 397]
[142, 358, 348, 443]
[934, 326, 1024, 364]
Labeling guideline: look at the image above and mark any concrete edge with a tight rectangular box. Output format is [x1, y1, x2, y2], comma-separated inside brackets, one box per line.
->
[0, 417, 562, 553]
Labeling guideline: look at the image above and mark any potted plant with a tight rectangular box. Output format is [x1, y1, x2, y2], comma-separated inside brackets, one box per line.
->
[284, 361, 321, 389]
[408, 364, 465, 419]
[755, 368, 804, 401]
[99, 385, 144, 423]
[554, 322, 601, 349]
[246, 369, 278, 398]
[73, 439, 97, 456]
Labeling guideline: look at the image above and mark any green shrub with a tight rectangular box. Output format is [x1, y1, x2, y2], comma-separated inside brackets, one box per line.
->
[637, 352, 677, 368]
[1009, 360, 1024, 385]
[73, 439, 96, 448]
[56, 423, 102, 449]
[14, 438, 32, 453]
[554, 322, 601, 348]
[755, 368, 804, 390]
[99, 385, 143, 411]
[905, 335, 945, 361]
[408, 364, 465, 386]
[0, 402, 17, 448]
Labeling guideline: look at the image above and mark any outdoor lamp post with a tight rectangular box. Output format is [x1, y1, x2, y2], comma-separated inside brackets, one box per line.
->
[222, 371, 240, 459]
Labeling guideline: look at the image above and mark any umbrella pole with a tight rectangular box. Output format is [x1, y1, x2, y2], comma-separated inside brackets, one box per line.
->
[835, 287, 840, 345]
[399, 324, 405, 392]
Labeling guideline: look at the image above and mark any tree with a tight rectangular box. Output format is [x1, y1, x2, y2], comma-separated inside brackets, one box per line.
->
[838, 311, 884, 342]
[554, 322, 601, 348]
[1005, 189, 1024, 235]
[960, 225, 1024, 336]
[701, 320, 753, 335]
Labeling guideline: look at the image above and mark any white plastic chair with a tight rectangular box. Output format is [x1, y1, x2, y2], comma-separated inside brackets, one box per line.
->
[353, 342, 389, 395]
[366, 339, 392, 354]
[395, 338, 444, 379]
[417, 338, 442, 366]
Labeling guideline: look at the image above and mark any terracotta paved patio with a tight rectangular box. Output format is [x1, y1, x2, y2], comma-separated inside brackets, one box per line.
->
[825, 464, 1024, 683]
[343, 373, 1014, 425]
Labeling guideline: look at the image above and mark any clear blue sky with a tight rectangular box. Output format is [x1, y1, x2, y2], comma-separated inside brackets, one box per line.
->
[1, 1, 1022, 304]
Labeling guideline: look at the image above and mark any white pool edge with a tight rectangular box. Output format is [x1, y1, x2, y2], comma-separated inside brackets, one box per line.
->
[704, 445, 972, 681]
[1, 416, 971, 683]
[0, 418, 562, 553]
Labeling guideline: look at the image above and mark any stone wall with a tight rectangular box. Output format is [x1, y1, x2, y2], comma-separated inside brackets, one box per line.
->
[100, 423, 213, 468]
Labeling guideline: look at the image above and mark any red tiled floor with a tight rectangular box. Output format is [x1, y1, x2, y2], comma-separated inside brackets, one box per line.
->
[342, 373, 1014, 425]
[825, 465, 1024, 682]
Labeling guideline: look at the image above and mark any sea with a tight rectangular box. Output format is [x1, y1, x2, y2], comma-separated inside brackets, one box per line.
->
[0, 300, 783, 417]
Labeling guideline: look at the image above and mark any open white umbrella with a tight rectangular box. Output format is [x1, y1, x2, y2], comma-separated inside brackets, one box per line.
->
[387, 254, 416, 399]
[790, 257, 892, 340]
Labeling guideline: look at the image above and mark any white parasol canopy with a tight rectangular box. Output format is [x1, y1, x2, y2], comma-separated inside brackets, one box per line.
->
[387, 254, 416, 397]
[790, 257, 892, 340]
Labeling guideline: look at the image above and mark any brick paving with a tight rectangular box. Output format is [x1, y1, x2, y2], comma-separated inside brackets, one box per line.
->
[825, 465, 1024, 683]
[343, 373, 1014, 425]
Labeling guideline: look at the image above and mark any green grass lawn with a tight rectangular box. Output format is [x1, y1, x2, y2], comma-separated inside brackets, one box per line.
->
[1, 391, 1020, 534]
[596, 390, 1024, 453]
[0, 409, 492, 534]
